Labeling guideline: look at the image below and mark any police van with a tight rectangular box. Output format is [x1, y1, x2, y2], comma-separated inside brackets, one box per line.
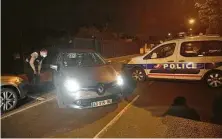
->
[125, 35, 222, 88]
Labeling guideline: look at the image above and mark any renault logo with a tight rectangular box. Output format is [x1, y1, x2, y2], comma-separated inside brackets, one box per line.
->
[97, 84, 105, 95]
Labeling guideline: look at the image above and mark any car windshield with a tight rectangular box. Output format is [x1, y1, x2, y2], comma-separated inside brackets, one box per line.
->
[63, 52, 106, 67]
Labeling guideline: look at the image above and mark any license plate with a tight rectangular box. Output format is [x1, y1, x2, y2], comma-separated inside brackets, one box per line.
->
[91, 99, 112, 107]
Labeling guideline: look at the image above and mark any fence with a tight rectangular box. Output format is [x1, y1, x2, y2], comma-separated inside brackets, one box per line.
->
[73, 38, 140, 58]
[100, 40, 140, 58]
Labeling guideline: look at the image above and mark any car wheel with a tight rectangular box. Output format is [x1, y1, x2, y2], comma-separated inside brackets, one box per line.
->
[131, 67, 146, 82]
[205, 71, 222, 88]
[1, 88, 18, 112]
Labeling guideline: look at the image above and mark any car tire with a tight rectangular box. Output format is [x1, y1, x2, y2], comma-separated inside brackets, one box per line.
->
[1, 88, 18, 112]
[205, 71, 222, 88]
[131, 67, 146, 82]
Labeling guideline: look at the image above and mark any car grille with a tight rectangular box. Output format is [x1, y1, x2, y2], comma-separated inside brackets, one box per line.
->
[80, 81, 117, 91]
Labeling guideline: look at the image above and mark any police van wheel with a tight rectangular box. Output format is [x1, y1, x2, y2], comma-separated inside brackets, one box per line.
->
[205, 71, 222, 88]
[131, 68, 146, 82]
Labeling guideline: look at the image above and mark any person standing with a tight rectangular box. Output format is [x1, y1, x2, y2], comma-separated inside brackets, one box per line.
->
[25, 49, 48, 85]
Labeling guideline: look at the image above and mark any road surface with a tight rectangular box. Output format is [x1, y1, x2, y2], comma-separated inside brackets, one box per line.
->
[1, 79, 222, 138]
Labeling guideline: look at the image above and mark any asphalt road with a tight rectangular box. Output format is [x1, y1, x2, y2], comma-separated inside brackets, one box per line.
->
[1, 79, 222, 138]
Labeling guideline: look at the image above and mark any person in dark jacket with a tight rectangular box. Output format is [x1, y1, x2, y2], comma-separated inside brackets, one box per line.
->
[25, 49, 48, 85]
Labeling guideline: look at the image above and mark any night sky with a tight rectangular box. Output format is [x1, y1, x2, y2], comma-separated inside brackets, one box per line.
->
[2, 0, 197, 52]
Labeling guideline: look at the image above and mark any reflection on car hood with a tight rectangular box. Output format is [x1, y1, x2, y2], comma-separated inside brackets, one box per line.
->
[61, 65, 117, 87]
[1, 76, 21, 85]
[133, 56, 144, 60]
[129, 56, 144, 64]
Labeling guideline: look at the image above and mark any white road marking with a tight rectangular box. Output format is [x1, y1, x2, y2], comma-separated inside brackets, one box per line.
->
[93, 81, 154, 138]
[1, 96, 56, 120]
[93, 95, 140, 138]
[27, 95, 46, 101]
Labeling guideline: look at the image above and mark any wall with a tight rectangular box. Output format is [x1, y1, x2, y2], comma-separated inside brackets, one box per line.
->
[100, 40, 140, 58]
[73, 38, 140, 58]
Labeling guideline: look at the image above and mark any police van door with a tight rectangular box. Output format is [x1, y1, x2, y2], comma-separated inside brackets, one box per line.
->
[143, 42, 177, 79]
[175, 41, 205, 80]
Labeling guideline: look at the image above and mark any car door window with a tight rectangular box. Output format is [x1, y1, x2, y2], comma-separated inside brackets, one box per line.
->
[202, 41, 222, 56]
[180, 41, 222, 57]
[180, 41, 203, 57]
[144, 43, 176, 59]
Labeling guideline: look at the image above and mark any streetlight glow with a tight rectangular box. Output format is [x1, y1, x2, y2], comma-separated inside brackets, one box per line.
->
[168, 33, 171, 36]
[189, 18, 195, 25]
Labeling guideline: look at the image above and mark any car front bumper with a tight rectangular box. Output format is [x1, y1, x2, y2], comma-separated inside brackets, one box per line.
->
[60, 85, 123, 109]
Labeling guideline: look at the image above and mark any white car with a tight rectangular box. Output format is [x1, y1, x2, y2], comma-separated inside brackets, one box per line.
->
[124, 35, 222, 88]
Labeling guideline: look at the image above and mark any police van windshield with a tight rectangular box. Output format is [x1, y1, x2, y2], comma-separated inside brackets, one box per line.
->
[63, 52, 106, 67]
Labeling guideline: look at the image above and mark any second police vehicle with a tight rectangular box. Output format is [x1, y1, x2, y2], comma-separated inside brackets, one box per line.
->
[125, 35, 222, 88]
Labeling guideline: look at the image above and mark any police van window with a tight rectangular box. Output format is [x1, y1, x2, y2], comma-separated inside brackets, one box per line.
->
[181, 41, 222, 57]
[146, 43, 176, 59]
[180, 41, 202, 57]
[202, 41, 222, 56]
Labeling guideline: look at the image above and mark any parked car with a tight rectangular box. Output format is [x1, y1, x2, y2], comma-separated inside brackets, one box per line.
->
[50, 48, 125, 109]
[124, 35, 222, 88]
[1, 75, 28, 112]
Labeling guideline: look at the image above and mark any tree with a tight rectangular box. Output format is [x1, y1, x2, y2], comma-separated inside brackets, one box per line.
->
[75, 26, 100, 38]
[195, 0, 222, 34]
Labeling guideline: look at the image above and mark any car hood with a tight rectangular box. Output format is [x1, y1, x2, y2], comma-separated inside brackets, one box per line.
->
[60, 65, 118, 87]
[128, 56, 144, 64]
[1, 76, 22, 85]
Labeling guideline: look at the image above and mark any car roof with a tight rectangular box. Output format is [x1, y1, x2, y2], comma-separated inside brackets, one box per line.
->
[165, 35, 222, 43]
[150, 35, 222, 51]
[57, 48, 96, 53]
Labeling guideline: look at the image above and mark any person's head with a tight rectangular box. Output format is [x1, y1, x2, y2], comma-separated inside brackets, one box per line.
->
[172, 96, 187, 106]
[40, 49, 48, 58]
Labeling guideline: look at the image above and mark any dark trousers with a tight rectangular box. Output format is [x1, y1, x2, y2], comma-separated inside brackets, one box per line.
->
[27, 73, 40, 85]
[25, 65, 40, 85]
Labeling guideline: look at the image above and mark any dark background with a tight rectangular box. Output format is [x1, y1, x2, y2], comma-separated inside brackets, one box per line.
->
[2, 0, 197, 50]
[2, 0, 198, 73]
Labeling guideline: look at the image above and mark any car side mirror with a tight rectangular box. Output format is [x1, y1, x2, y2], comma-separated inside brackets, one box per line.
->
[151, 53, 157, 59]
[50, 64, 58, 71]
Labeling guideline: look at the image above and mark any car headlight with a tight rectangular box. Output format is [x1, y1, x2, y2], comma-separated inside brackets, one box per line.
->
[64, 79, 80, 92]
[117, 75, 124, 86]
